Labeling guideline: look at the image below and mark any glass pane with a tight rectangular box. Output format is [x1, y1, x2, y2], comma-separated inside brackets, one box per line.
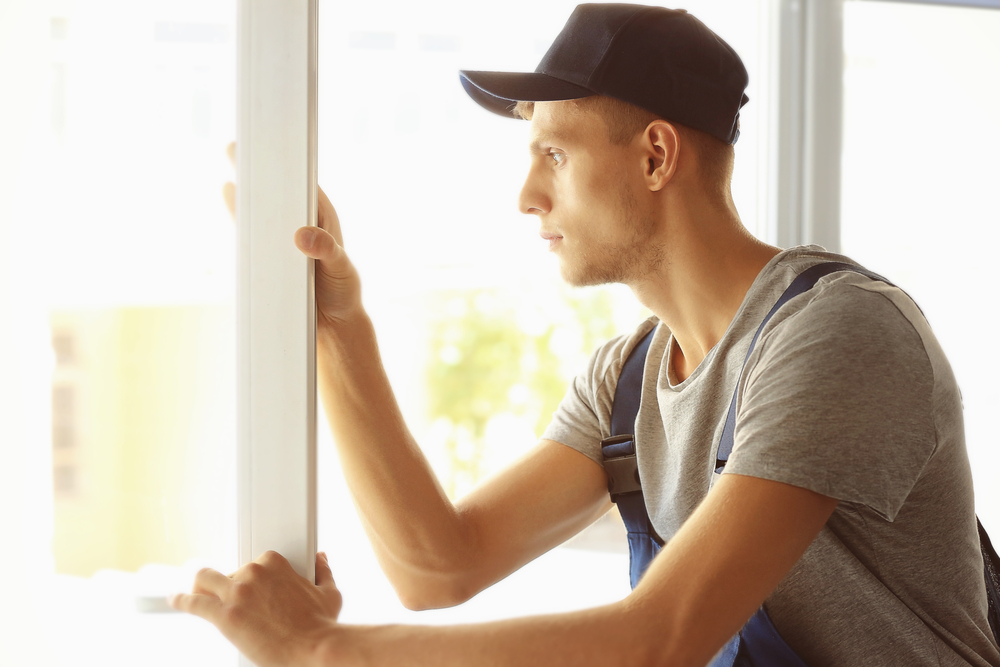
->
[0, 0, 238, 664]
[841, 1, 1000, 532]
[315, 0, 769, 624]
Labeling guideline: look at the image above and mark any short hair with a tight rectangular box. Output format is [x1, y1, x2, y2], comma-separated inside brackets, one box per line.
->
[513, 97, 734, 200]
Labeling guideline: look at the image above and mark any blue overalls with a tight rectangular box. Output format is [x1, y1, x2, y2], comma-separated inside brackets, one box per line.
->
[601, 262, 1000, 666]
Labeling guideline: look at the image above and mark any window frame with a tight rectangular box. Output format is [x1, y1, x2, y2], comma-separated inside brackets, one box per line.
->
[236, 0, 319, 620]
[777, 0, 1000, 250]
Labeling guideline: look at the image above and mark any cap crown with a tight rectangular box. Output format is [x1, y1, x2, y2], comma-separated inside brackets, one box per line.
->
[537, 4, 749, 143]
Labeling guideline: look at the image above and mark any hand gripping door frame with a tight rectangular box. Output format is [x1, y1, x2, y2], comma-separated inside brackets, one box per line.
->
[237, 5, 319, 667]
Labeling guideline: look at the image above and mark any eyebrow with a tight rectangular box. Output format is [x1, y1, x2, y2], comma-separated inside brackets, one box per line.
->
[528, 135, 570, 154]
[528, 140, 548, 154]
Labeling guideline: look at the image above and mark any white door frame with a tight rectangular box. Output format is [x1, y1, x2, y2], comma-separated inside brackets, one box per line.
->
[236, 0, 319, 637]
[766, 0, 845, 252]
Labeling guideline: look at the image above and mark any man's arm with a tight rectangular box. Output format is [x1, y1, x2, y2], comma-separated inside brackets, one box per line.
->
[320, 316, 611, 607]
[297, 190, 612, 609]
[319, 474, 837, 667]
[171, 472, 838, 667]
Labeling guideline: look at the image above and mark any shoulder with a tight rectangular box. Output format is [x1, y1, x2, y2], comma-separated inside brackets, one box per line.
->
[738, 263, 942, 453]
[758, 269, 932, 368]
[570, 315, 664, 434]
[542, 316, 662, 463]
[739, 247, 932, 366]
[730, 264, 946, 519]
[580, 315, 661, 397]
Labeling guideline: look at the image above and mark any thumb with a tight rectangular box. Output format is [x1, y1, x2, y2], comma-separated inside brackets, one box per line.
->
[295, 226, 343, 262]
[315, 551, 335, 589]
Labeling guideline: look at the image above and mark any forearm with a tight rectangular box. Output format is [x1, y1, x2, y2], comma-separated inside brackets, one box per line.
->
[317, 313, 476, 607]
[305, 474, 838, 667]
[313, 599, 680, 667]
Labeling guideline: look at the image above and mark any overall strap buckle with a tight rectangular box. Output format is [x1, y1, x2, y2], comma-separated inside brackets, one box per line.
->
[600, 434, 642, 501]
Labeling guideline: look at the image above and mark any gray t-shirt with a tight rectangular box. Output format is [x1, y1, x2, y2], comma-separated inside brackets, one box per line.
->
[543, 246, 1000, 666]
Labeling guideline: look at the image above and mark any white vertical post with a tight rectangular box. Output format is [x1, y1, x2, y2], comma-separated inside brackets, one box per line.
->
[236, 0, 318, 640]
[768, 0, 844, 252]
[800, 0, 844, 252]
[768, 0, 805, 249]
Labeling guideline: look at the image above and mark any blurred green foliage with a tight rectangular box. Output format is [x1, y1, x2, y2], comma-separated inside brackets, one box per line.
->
[425, 287, 627, 498]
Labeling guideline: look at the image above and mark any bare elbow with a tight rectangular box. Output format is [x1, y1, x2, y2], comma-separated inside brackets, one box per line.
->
[394, 575, 479, 611]
[397, 591, 453, 612]
[382, 518, 487, 611]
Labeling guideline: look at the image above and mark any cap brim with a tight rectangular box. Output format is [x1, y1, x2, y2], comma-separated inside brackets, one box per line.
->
[459, 70, 594, 119]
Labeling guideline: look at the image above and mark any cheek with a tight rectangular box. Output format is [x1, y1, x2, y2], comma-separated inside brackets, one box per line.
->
[565, 165, 617, 215]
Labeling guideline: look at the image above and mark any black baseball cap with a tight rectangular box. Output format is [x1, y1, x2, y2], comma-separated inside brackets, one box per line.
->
[459, 3, 749, 145]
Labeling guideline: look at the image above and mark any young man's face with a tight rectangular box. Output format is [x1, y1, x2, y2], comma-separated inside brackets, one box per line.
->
[518, 100, 663, 287]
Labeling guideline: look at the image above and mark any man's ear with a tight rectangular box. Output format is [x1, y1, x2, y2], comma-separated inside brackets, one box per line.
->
[642, 120, 679, 192]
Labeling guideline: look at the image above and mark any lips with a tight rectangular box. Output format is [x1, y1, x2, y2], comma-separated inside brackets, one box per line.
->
[540, 231, 563, 251]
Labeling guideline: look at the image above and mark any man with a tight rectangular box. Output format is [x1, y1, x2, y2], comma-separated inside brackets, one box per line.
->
[170, 5, 1000, 666]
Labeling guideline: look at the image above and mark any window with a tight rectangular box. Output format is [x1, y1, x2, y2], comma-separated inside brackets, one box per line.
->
[0, 0, 238, 663]
[314, 0, 772, 624]
[0, 0, 775, 659]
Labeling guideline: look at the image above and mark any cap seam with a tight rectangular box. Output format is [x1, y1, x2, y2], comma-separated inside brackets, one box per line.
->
[586, 6, 662, 91]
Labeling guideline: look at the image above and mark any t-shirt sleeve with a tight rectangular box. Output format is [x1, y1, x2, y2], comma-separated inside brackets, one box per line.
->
[725, 283, 937, 521]
[541, 320, 657, 466]
[540, 339, 620, 466]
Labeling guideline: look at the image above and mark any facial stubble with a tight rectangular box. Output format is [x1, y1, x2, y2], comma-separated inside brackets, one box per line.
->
[562, 177, 665, 288]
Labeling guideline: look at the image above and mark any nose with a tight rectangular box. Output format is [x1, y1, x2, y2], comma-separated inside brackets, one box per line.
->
[518, 164, 551, 216]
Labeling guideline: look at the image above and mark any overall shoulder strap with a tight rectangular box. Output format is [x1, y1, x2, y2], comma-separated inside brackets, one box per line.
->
[714, 261, 891, 470]
[601, 327, 660, 559]
[601, 327, 655, 498]
[610, 327, 655, 439]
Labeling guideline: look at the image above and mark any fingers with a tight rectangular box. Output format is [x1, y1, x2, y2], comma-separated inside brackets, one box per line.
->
[223, 182, 236, 220]
[168, 592, 223, 622]
[224, 143, 337, 248]
[193, 567, 235, 598]
[224, 142, 236, 221]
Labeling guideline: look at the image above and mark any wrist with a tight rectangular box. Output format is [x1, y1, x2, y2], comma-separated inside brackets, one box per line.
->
[309, 625, 366, 667]
[317, 308, 372, 348]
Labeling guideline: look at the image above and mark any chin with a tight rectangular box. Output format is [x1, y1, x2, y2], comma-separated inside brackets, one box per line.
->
[559, 262, 620, 288]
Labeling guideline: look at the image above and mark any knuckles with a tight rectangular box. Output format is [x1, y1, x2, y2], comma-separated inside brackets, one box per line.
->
[230, 581, 254, 605]
[243, 561, 265, 580]
[258, 550, 286, 566]
[222, 599, 247, 626]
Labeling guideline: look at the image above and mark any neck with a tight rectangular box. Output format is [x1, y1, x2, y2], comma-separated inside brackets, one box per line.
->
[628, 203, 780, 383]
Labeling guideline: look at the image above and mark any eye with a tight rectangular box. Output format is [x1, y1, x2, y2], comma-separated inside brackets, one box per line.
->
[549, 151, 566, 165]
